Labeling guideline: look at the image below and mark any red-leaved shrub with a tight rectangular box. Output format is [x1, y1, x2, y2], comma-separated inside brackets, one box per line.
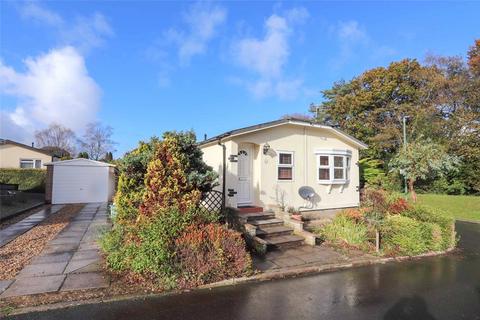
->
[388, 197, 411, 214]
[175, 224, 252, 288]
[339, 208, 364, 222]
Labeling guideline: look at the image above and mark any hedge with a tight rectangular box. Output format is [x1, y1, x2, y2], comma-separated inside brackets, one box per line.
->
[0, 169, 46, 192]
[402, 205, 456, 250]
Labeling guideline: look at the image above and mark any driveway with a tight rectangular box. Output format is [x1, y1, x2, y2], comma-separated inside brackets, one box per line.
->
[1, 203, 110, 298]
[6, 221, 480, 320]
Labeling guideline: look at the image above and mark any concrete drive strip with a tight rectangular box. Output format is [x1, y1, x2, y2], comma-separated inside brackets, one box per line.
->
[0, 275, 66, 298]
[0, 205, 64, 247]
[61, 273, 109, 291]
[0, 280, 14, 294]
[0, 203, 111, 299]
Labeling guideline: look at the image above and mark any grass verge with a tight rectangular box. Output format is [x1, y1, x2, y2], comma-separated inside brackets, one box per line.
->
[417, 194, 480, 222]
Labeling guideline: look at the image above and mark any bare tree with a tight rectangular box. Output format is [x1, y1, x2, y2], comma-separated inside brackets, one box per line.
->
[79, 122, 116, 160]
[35, 123, 77, 156]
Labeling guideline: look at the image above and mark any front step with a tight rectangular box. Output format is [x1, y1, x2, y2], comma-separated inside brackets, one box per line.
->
[240, 212, 276, 222]
[250, 218, 284, 228]
[237, 206, 263, 214]
[266, 235, 304, 249]
[257, 225, 294, 239]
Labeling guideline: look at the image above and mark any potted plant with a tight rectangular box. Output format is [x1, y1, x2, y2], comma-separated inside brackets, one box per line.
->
[287, 206, 302, 221]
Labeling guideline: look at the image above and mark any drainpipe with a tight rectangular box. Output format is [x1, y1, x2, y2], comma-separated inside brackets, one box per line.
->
[304, 127, 307, 185]
[218, 139, 227, 213]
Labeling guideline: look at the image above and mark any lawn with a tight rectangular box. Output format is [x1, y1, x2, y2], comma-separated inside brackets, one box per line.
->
[417, 194, 480, 222]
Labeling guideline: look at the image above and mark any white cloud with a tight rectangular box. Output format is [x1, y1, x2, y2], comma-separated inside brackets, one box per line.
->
[19, 2, 113, 54]
[166, 3, 227, 65]
[234, 14, 290, 78]
[62, 13, 114, 53]
[331, 20, 396, 68]
[20, 1, 63, 26]
[0, 47, 101, 143]
[337, 20, 368, 42]
[231, 8, 308, 100]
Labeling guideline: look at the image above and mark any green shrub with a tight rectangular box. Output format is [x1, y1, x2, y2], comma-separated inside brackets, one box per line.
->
[316, 215, 370, 250]
[381, 215, 430, 256]
[175, 224, 252, 288]
[140, 131, 217, 215]
[402, 205, 455, 250]
[0, 169, 46, 192]
[114, 137, 159, 224]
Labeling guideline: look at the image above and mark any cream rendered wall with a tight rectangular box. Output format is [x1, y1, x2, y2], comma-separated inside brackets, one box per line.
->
[231, 124, 361, 211]
[200, 124, 362, 211]
[0, 144, 52, 168]
[201, 140, 238, 207]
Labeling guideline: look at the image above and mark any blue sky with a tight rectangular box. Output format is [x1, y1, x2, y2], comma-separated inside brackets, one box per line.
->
[1, 1, 479, 156]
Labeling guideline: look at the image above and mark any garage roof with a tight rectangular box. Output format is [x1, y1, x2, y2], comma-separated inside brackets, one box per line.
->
[44, 158, 115, 167]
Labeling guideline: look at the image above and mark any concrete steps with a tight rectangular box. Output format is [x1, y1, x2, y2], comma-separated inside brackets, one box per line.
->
[238, 211, 305, 252]
[256, 225, 294, 239]
[265, 235, 304, 249]
[250, 218, 284, 228]
[241, 212, 276, 222]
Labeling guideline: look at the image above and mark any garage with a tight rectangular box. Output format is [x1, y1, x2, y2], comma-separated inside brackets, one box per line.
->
[45, 159, 116, 204]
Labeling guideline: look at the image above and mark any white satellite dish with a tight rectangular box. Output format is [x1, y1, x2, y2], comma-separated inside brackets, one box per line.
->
[299, 186, 315, 201]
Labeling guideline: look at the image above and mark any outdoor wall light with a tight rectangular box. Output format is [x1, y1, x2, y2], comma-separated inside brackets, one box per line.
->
[263, 142, 270, 155]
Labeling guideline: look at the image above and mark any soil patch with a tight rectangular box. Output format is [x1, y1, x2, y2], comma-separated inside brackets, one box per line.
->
[0, 205, 83, 280]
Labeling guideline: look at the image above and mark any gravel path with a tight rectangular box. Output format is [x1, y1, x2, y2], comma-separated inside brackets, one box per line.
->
[0, 205, 84, 280]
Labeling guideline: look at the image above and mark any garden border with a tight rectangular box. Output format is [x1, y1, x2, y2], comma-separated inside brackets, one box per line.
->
[3, 246, 455, 317]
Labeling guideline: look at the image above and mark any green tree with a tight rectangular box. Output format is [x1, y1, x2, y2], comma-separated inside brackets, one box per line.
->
[359, 157, 385, 187]
[389, 140, 459, 201]
[314, 59, 442, 160]
[77, 152, 89, 159]
[114, 137, 159, 223]
[467, 39, 480, 76]
[140, 131, 218, 216]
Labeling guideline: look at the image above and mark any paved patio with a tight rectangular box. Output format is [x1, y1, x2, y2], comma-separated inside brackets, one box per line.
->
[0, 205, 65, 247]
[253, 245, 352, 272]
[0, 203, 111, 298]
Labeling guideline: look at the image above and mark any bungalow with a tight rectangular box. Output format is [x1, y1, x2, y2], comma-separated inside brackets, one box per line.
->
[0, 139, 57, 169]
[199, 118, 367, 213]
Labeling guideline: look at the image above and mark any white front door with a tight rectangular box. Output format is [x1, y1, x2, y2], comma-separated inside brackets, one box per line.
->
[237, 144, 252, 204]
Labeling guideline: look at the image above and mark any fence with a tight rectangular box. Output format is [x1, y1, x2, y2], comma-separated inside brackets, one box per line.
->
[198, 190, 225, 222]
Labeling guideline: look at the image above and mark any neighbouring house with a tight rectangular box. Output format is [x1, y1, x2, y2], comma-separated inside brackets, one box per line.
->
[44, 158, 116, 204]
[0, 139, 57, 169]
[199, 118, 367, 213]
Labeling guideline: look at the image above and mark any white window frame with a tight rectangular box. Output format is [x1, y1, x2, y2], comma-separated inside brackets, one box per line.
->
[277, 151, 294, 181]
[315, 149, 352, 184]
[19, 159, 42, 169]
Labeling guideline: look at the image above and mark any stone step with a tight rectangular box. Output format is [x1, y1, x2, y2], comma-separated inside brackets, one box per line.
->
[257, 225, 294, 239]
[250, 218, 284, 228]
[266, 235, 304, 249]
[237, 206, 263, 214]
[240, 212, 276, 222]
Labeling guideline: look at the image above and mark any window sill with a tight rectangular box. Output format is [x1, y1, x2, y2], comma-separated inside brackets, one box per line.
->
[318, 180, 349, 185]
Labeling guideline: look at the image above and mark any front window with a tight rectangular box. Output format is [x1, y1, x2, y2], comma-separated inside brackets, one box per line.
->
[20, 159, 42, 169]
[278, 151, 293, 181]
[20, 159, 34, 168]
[316, 150, 352, 184]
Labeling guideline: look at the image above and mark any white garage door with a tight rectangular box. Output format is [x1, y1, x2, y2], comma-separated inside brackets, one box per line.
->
[52, 165, 108, 204]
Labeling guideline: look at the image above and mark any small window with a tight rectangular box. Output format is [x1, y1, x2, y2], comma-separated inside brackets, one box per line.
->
[278, 151, 294, 181]
[318, 156, 330, 181]
[35, 160, 42, 168]
[20, 159, 34, 169]
[333, 156, 344, 180]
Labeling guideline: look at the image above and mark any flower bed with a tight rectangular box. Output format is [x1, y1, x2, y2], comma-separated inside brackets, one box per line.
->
[314, 188, 456, 256]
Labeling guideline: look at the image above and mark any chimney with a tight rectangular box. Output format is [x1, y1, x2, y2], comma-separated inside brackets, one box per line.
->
[204, 134, 207, 141]
[31, 142, 34, 148]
